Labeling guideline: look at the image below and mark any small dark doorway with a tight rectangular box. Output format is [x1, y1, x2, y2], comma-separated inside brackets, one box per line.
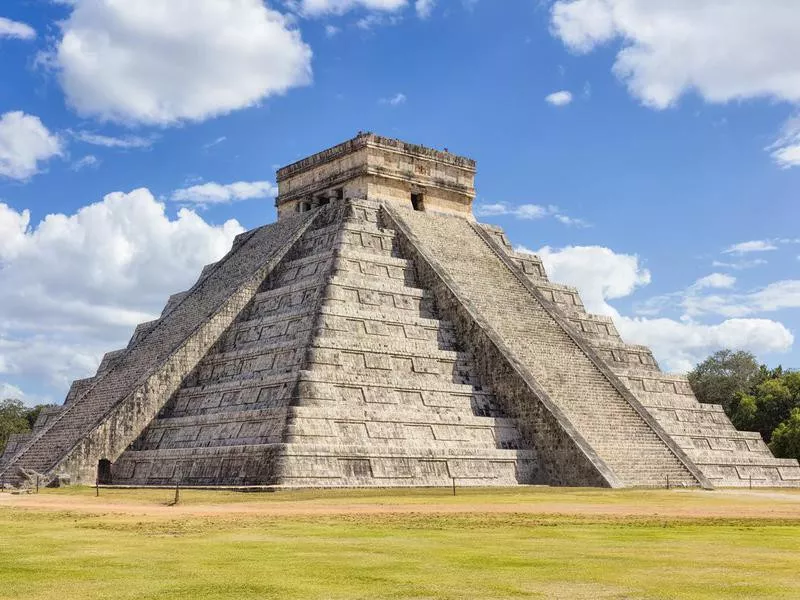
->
[411, 193, 424, 211]
[97, 459, 112, 484]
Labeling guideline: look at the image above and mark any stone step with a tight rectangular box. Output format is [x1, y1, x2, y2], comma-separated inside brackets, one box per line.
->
[336, 246, 414, 275]
[673, 435, 772, 454]
[111, 444, 284, 486]
[289, 404, 516, 427]
[265, 251, 333, 288]
[167, 373, 300, 417]
[130, 408, 289, 451]
[219, 308, 315, 352]
[325, 279, 435, 316]
[390, 206, 701, 488]
[619, 372, 694, 395]
[563, 313, 622, 342]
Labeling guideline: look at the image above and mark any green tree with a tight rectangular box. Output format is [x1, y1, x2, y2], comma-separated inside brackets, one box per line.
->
[0, 399, 32, 456]
[729, 392, 757, 431]
[687, 350, 763, 414]
[770, 407, 800, 461]
[752, 372, 800, 442]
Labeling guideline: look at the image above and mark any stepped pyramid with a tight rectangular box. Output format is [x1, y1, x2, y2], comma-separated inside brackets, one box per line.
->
[2, 134, 798, 488]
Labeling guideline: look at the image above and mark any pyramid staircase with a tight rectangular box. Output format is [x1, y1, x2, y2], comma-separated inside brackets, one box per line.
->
[110, 199, 535, 486]
[3, 195, 797, 489]
[478, 225, 800, 487]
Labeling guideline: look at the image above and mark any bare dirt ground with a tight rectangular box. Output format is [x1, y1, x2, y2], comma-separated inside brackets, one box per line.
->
[2, 487, 800, 520]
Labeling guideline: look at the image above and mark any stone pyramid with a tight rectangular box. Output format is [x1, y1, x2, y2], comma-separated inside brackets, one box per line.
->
[2, 134, 798, 489]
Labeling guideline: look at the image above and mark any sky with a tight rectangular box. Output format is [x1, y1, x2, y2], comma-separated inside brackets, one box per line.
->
[0, 0, 799, 406]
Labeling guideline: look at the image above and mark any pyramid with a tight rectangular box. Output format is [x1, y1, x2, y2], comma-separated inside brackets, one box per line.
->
[2, 133, 798, 489]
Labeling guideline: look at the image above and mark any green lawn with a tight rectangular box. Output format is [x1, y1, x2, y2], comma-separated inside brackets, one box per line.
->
[1, 487, 799, 599]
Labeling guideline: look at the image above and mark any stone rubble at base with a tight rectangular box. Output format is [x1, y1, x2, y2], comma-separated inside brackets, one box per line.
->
[1, 134, 798, 489]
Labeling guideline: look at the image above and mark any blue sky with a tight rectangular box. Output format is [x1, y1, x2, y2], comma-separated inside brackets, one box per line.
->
[0, 0, 799, 405]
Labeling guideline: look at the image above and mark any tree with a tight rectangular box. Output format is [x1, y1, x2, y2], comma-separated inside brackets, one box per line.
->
[687, 350, 763, 414]
[770, 407, 800, 461]
[0, 399, 31, 456]
[751, 375, 800, 442]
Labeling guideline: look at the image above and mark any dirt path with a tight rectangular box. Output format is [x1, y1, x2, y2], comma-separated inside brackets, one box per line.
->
[2, 489, 800, 520]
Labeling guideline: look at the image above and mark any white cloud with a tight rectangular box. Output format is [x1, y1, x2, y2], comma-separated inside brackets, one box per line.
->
[476, 202, 590, 227]
[71, 155, 100, 171]
[73, 131, 156, 149]
[0, 190, 243, 394]
[0, 111, 63, 180]
[416, 0, 435, 19]
[202, 136, 227, 150]
[535, 245, 651, 316]
[712, 258, 768, 271]
[357, 13, 403, 29]
[0, 16, 35, 40]
[692, 273, 736, 290]
[299, 0, 407, 16]
[545, 90, 573, 106]
[723, 240, 778, 254]
[51, 0, 312, 125]
[170, 181, 278, 206]
[617, 317, 793, 374]
[380, 93, 407, 106]
[325, 24, 341, 37]
[550, 0, 800, 109]
[526, 244, 794, 372]
[768, 114, 800, 168]
[0, 382, 25, 401]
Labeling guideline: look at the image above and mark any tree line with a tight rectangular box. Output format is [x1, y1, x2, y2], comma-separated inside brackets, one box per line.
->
[0, 399, 50, 457]
[688, 350, 800, 461]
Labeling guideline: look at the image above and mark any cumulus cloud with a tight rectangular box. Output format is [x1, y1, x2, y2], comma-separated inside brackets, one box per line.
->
[545, 90, 573, 106]
[51, 0, 312, 125]
[535, 245, 651, 315]
[0, 382, 25, 401]
[0, 111, 63, 180]
[618, 317, 793, 374]
[0, 190, 243, 395]
[692, 273, 736, 290]
[0, 16, 35, 40]
[550, 0, 800, 109]
[522, 244, 794, 372]
[170, 181, 278, 206]
[476, 202, 590, 227]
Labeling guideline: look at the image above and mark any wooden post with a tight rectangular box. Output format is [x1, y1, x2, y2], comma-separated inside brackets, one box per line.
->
[96, 478, 100, 497]
[173, 481, 180, 505]
[452, 477, 456, 497]
[35, 474, 39, 494]
[666, 474, 670, 490]
[749, 475, 753, 490]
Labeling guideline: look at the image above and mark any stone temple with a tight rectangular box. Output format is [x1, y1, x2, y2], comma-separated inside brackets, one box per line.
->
[2, 133, 799, 489]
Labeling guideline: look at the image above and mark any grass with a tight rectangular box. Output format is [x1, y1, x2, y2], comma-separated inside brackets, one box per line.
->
[1, 487, 799, 599]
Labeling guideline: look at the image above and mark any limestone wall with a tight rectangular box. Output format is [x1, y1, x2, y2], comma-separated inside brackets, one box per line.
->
[276, 133, 476, 219]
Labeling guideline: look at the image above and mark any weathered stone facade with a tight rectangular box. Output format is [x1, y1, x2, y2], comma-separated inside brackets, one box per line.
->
[2, 134, 798, 488]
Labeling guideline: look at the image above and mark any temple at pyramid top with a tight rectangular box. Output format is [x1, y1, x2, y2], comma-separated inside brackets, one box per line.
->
[2, 133, 798, 490]
[275, 132, 477, 219]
